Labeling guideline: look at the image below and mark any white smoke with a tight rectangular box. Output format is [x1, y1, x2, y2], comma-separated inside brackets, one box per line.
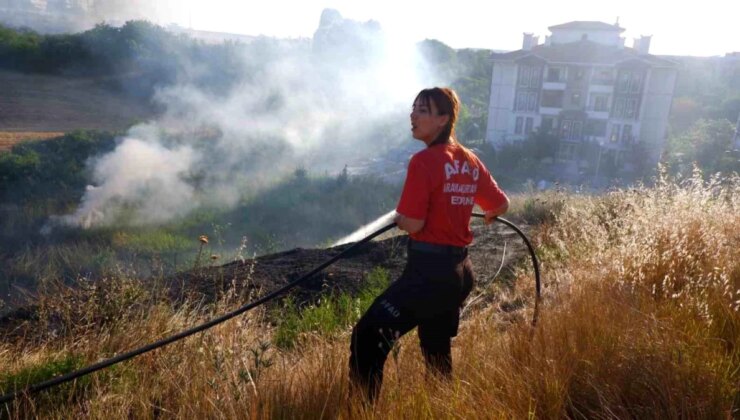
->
[58, 131, 197, 228]
[57, 9, 442, 228]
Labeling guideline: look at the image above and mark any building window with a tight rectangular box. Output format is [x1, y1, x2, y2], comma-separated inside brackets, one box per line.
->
[515, 92, 526, 111]
[574, 68, 585, 81]
[571, 121, 583, 140]
[617, 70, 644, 94]
[610, 124, 621, 142]
[541, 90, 563, 108]
[525, 117, 534, 135]
[621, 124, 633, 143]
[515, 117, 524, 134]
[592, 95, 609, 112]
[593, 68, 614, 85]
[625, 98, 638, 119]
[618, 72, 631, 93]
[561, 120, 571, 139]
[518, 66, 542, 88]
[518, 66, 530, 87]
[561, 120, 582, 141]
[592, 69, 614, 85]
[613, 98, 626, 118]
[530, 68, 541, 87]
[547, 67, 564, 82]
[571, 92, 581, 107]
[630, 73, 642, 93]
[612, 97, 639, 119]
[516, 91, 539, 112]
[541, 116, 554, 133]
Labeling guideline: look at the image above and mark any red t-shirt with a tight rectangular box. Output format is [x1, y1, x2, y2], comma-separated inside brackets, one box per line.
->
[396, 142, 508, 246]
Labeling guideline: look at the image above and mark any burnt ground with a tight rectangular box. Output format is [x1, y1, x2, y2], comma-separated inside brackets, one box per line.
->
[0, 222, 534, 339]
[169, 222, 531, 308]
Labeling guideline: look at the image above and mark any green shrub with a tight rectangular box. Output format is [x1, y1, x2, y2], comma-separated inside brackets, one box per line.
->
[516, 192, 567, 225]
[273, 267, 391, 349]
[0, 353, 89, 403]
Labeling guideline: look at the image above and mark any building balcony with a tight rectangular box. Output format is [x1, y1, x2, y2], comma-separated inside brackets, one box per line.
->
[543, 81, 566, 90]
[586, 110, 610, 119]
[582, 135, 608, 144]
[591, 78, 615, 86]
[607, 135, 639, 149]
[588, 84, 614, 93]
[540, 106, 561, 115]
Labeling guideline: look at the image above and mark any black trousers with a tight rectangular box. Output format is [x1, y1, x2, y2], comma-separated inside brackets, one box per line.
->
[349, 245, 475, 401]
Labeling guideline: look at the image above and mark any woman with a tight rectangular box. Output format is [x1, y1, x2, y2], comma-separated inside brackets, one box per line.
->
[349, 87, 509, 401]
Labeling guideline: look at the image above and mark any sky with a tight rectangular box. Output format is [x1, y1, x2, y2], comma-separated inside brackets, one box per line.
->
[159, 0, 739, 57]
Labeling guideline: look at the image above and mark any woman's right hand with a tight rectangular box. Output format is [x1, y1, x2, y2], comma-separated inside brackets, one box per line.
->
[395, 213, 425, 233]
[484, 200, 509, 225]
[484, 210, 499, 225]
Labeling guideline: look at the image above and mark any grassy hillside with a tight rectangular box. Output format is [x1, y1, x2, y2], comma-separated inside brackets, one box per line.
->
[1, 172, 737, 418]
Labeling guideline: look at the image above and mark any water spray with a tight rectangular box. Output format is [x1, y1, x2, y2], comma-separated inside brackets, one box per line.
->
[333, 209, 397, 246]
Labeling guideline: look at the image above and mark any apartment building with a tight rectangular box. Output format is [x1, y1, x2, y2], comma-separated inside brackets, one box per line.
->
[485, 21, 678, 178]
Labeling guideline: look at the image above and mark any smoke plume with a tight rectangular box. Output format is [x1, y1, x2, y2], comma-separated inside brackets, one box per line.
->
[58, 9, 442, 228]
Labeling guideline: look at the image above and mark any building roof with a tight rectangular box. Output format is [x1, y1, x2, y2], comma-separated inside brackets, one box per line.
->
[491, 40, 678, 67]
[548, 21, 625, 33]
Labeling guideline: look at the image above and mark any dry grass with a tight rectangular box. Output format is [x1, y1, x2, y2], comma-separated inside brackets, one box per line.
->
[1, 170, 739, 418]
[0, 132, 64, 152]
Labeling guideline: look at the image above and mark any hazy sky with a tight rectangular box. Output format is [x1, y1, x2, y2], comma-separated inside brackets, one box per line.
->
[160, 0, 738, 57]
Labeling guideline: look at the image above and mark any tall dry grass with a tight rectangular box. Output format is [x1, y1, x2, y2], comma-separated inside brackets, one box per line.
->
[1, 170, 738, 418]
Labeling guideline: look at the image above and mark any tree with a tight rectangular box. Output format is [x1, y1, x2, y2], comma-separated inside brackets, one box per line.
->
[716, 96, 740, 122]
[664, 119, 738, 176]
[669, 97, 704, 135]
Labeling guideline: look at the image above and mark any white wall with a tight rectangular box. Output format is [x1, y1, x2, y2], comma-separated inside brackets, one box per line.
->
[550, 29, 621, 47]
[639, 67, 678, 164]
[486, 62, 518, 144]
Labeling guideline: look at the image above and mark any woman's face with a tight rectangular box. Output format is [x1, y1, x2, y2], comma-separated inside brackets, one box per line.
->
[410, 96, 449, 145]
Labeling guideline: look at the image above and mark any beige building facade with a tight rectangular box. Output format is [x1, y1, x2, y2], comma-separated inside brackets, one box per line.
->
[485, 21, 678, 178]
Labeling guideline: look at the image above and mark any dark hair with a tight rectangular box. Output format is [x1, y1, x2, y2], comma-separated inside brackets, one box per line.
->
[414, 87, 460, 146]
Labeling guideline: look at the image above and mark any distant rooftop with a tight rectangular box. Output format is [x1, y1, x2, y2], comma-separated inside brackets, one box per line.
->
[548, 21, 625, 33]
[491, 40, 677, 67]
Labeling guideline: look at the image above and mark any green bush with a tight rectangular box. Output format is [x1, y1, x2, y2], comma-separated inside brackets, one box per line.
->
[273, 267, 391, 349]
[0, 149, 40, 185]
[0, 353, 88, 403]
[518, 193, 566, 225]
[664, 118, 738, 176]
[0, 130, 117, 204]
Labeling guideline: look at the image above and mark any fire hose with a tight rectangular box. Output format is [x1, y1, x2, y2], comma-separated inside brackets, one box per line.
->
[0, 213, 540, 405]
